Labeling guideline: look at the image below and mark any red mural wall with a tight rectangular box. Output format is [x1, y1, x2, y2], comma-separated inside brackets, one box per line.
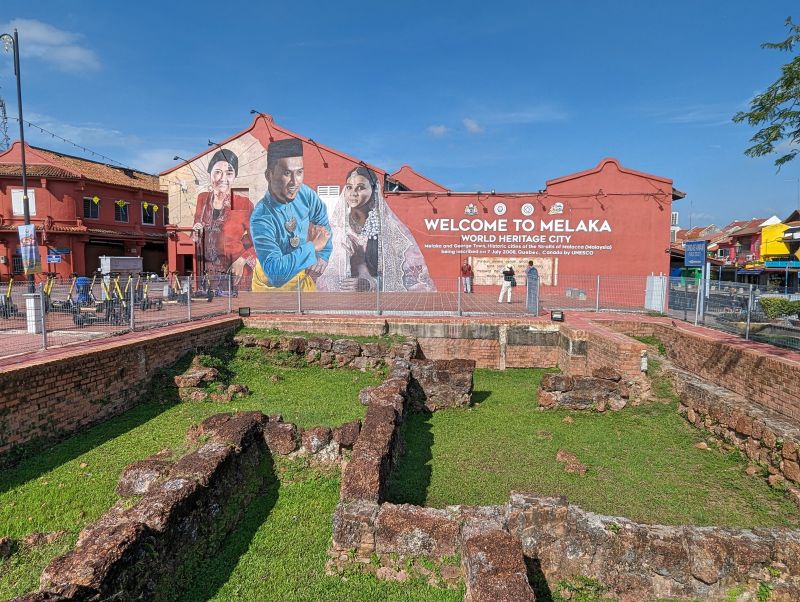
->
[161, 115, 678, 293]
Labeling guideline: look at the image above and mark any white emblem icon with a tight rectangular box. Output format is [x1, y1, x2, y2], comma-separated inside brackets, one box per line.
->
[548, 202, 564, 215]
[493, 202, 507, 216]
[464, 203, 478, 216]
[521, 203, 535, 216]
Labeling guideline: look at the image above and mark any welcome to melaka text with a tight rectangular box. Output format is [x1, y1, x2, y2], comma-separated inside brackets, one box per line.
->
[424, 218, 612, 243]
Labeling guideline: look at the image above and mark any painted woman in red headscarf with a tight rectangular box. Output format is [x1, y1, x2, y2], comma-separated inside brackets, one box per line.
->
[192, 149, 256, 288]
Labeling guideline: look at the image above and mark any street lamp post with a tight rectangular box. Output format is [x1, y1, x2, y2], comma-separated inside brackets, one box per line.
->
[1, 29, 34, 293]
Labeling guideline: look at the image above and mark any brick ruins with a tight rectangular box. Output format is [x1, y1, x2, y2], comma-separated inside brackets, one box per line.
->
[5, 316, 800, 601]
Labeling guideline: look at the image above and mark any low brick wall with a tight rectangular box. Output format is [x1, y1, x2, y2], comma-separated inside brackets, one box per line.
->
[507, 492, 800, 602]
[17, 412, 268, 601]
[234, 332, 418, 369]
[0, 317, 241, 461]
[668, 364, 800, 490]
[243, 316, 561, 369]
[599, 317, 800, 424]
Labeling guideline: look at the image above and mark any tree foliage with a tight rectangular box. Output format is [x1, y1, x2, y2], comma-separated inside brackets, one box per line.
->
[733, 17, 800, 168]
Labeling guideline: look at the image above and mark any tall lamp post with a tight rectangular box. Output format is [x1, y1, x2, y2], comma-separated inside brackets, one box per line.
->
[1, 29, 34, 293]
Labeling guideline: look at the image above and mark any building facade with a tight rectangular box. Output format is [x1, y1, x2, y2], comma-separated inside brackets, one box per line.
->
[0, 142, 168, 280]
[160, 114, 682, 291]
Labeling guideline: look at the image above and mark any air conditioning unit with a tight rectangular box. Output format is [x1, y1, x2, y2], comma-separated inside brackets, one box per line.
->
[745, 254, 754, 261]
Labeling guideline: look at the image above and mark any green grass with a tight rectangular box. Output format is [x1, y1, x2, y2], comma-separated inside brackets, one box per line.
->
[632, 335, 667, 355]
[237, 326, 408, 346]
[0, 348, 380, 599]
[386, 368, 800, 528]
[180, 460, 461, 602]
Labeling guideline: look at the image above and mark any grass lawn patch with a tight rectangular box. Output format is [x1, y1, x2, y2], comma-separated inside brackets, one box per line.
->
[0, 348, 380, 599]
[386, 368, 800, 528]
[181, 460, 462, 602]
[237, 326, 408, 346]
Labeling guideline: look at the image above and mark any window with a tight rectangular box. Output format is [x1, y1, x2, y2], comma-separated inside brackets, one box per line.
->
[115, 202, 129, 222]
[83, 197, 100, 219]
[11, 189, 36, 216]
[142, 203, 155, 225]
[670, 211, 679, 227]
[670, 229, 677, 243]
[317, 185, 340, 216]
[163, 206, 170, 225]
[11, 255, 23, 275]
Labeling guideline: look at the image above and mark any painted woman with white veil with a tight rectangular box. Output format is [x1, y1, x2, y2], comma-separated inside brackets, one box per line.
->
[317, 166, 435, 292]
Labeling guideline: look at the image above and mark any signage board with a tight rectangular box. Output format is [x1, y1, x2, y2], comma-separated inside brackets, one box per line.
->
[46, 255, 62, 264]
[684, 241, 707, 268]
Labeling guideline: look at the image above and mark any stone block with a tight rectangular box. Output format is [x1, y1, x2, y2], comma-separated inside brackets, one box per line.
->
[538, 390, 559, 409]
[592, 366, 622, 382]
[264, 422, 299, 455]
[461, 529, 535, 602]
[340, 454, 383, 502]
[361, 342, 389, 358]
[409, 358, 474, 411]
[302, 426, 332, 454]
[279, 336, 307, 353]
[540, 373, 574, 392]
[116, 454, 173, 497]
[333, 420, 361, 449]
[782, 459, 800, 483]
[307, 337, 333, 351]
[331, 499, 379, 555]
[375, 503, 459, 557]
[332, 339, 361, 357]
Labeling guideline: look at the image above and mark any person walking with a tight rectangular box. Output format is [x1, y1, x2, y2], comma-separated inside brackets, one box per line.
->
[460, 259, 474, 293]
[498, 264, 515, 303]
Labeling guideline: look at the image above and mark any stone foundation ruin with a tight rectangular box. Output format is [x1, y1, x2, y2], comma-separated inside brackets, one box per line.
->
[6, 315, 800, 601]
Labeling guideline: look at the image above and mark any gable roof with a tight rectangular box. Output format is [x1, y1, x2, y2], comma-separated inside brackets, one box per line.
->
[389, 165, 450, 192]
[0, 142, 162, 194]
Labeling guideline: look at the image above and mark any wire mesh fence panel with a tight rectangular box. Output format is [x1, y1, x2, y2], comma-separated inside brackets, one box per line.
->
[540, 274, 601, 312]
[41, 279, 131, 349]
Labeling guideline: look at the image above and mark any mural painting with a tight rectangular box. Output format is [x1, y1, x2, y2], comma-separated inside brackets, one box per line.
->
[172, 136, 435, 293]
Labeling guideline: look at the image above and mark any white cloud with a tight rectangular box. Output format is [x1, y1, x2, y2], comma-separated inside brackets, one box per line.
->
[25, 111, 140, 147]
[0, 19, 100, 72]
[463, 118, 484, 134]
[427, 124, 448, 137]
[128, 148, 193, 175]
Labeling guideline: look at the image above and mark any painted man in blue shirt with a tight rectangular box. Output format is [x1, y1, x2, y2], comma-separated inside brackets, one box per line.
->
[250, 138, 332, 291]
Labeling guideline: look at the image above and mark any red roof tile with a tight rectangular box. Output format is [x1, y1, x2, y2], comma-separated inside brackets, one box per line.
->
[0, 145, 162, 193]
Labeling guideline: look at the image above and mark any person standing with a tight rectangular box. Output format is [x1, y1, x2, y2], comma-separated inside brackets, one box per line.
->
[498, 263, 515, 303]
[525, 260, 539, 314]
[460, 259, 474, 293]
[249, 138, 332, 291]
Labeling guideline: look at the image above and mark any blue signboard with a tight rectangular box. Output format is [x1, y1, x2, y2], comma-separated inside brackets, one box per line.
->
[684, 240, 707, 268]
[46, 255, 62, 264]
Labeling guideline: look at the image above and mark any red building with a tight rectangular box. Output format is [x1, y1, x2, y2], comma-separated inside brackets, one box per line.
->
[0, 142, 168, 279]
[161, 114, 684, 289]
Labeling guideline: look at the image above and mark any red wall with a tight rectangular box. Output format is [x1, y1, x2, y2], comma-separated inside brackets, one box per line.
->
[164, 116, 676, 288]
[386, 159, 673, 281]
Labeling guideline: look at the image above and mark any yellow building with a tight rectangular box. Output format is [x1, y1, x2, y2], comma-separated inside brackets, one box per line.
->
[760, 223, 795, 260]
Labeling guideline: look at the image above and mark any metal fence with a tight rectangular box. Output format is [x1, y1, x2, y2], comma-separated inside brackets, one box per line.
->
[0, 273, 234, 359]
[232, 273, 668, 317]
[665, 277, 800, 351]
[3, 272, 798, 359]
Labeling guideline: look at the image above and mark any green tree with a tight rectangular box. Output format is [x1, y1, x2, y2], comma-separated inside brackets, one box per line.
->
[733, 17, 800, 168]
